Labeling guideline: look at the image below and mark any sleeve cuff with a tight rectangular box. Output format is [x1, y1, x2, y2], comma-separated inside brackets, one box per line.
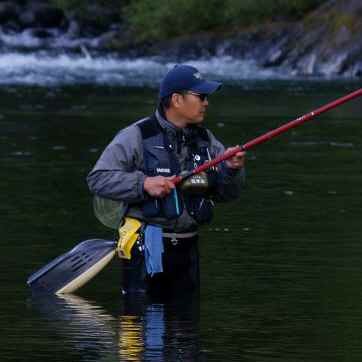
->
[137, 172, 147, 201]
[221, 163, 245, 184]
[225, 166, 241, 177]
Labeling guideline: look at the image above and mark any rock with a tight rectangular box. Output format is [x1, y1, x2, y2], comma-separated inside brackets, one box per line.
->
[66, 3, 121, 37]
[353, 61, 362, 77]
[2, 20, 21, 33]
[28, 4, 67, 29]
[29, 27, 55, 39]
[278, 0, 362, 76]
[18, 9, 35, 28]
[139, 33, 230, 60]
[64, 19, 80, 39]
[0, 2, 20, 24]
[335, 25, 351, 45]
[2, 0, 28, 5]
[96, 30, 120, 48]
[1, 2, 67, 32]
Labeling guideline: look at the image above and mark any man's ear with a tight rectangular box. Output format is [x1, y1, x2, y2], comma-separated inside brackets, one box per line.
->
[171, 93, 183, 109]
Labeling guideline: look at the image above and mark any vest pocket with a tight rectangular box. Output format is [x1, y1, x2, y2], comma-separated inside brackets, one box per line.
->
[142, 198, 161, 217]
[161, 188, 183, 219]
[185, 197, 214, 224]
[142, 189, 183, 220]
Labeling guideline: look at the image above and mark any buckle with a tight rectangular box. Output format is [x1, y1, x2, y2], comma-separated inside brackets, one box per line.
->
[170, 235, 178, 246]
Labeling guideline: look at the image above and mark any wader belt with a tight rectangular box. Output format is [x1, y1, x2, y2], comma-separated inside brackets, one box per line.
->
[163, 230, 198, 246]
[163, 231, 198, 239]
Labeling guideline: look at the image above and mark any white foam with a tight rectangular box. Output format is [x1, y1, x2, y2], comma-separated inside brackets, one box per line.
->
[0, 51, 291, 86]
[0, 28, 99, 49]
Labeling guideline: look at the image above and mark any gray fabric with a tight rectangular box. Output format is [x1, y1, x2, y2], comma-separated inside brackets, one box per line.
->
[87, 110, 245, 232]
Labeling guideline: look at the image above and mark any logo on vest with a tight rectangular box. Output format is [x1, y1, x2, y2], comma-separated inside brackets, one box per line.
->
[156, 168, 171, 174]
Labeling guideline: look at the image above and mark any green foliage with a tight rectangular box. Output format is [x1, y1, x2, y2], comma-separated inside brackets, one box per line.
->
[224, 0, 326, 24]
[125, 0, 327, 41]
[124, 0, 224, 41]
[49, 0, 327, 41]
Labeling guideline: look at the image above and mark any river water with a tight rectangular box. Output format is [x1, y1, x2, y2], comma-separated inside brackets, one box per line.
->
[1, 80, 362, 361]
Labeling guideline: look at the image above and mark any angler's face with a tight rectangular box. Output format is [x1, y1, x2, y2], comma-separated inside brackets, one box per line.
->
[178, 91, 209, 124]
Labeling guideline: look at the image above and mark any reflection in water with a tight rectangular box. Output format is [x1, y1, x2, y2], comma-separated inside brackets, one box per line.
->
[30, 293, 200, 362]
[120, 295, 200, 361]
[119, 315, 144, 361]
[30, 294, 118, 361]
[10, 85, 362, 361]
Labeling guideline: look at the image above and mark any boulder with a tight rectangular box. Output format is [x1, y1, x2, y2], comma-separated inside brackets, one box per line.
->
[0, 2, 20, 24]
[25, 4, 67, 28]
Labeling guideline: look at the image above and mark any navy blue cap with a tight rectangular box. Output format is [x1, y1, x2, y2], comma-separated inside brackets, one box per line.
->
[159, 64, 222, 99]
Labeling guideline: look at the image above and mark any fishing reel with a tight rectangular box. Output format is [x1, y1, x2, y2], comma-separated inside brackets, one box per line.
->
[179, 171, 211, 194]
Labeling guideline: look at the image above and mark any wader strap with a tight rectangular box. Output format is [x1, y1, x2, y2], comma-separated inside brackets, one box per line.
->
[163, 231, 198, 239]
[163, 231, 198, 246]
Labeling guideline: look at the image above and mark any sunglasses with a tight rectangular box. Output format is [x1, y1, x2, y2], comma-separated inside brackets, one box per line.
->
[184, 92, 208, 102]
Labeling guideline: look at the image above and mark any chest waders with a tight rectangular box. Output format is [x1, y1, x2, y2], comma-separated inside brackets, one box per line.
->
[121, 116, 216, 295]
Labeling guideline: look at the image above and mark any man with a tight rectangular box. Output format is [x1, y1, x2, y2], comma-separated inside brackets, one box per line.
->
[87, 64, 245, 296]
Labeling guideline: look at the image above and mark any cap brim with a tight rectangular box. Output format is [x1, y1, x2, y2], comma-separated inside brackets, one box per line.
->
[191, 80, 222, 95]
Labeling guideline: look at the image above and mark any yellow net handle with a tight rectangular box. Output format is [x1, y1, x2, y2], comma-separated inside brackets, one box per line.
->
[116, 217, 143, 260]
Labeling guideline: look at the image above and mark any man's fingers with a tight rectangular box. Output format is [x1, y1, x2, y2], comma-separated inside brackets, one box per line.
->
[161, 179, 174, 193]
[144, 176, 176, 198]
[225, 149, 245, 169]
[168, 175, 178, 184]
[233, 152, 245, 160]
[166, 179, 175, 189]
[155, 178, 175, 197]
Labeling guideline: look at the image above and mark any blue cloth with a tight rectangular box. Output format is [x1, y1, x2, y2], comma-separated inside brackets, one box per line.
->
[144, 225, 164, 276]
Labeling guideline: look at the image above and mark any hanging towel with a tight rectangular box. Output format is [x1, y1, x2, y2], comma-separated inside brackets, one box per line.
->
[144, 225, 164, 276]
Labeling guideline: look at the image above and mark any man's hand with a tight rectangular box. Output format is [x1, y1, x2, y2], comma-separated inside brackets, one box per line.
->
[225, 146, 245, 169]
[144, 176, 175, 198]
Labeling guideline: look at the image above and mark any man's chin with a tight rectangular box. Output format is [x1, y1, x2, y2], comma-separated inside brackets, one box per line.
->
[195, 115, 205, 123]
[186, 114, 205, 125]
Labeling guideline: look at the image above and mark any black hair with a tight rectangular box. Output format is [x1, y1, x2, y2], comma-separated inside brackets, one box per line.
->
[159, 94, 173, 110]
[159, 90, 189, 110]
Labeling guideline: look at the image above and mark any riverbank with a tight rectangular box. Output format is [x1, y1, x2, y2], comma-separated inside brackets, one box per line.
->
[102, 0, 362, 78]
[0, 0, 361, 79]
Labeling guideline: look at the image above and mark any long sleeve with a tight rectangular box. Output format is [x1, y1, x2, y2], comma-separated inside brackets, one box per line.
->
[206, 129, 245, 202]
[87, 125, 147, 203]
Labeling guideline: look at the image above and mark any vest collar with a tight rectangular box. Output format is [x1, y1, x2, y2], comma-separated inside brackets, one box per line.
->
[155, 108, 180, 135]
[155, 108, 202, 140]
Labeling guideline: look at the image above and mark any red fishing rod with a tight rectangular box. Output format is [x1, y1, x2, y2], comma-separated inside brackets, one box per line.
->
[174, 87, 362, 185]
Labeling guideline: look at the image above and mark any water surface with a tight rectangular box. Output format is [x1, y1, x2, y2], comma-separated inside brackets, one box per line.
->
[1, 82, 361, 361]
